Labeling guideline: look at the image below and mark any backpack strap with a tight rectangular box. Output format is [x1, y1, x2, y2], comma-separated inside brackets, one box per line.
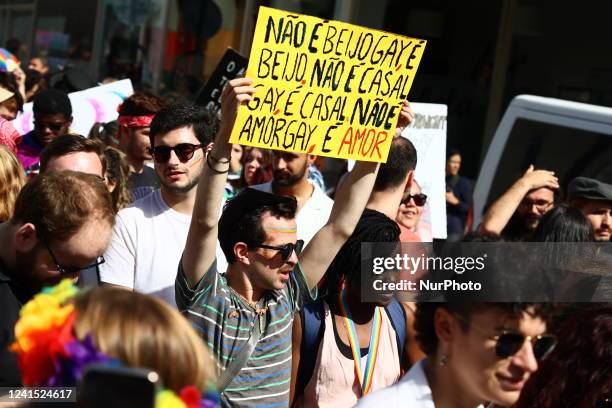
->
[295, 298, 325, 394]
[217, 313, 263, 392]
[296, 299, 406, 395]
[384, 298, 407, 360]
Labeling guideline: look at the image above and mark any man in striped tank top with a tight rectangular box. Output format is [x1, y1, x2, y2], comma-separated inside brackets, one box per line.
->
[176, 77, 413, 407]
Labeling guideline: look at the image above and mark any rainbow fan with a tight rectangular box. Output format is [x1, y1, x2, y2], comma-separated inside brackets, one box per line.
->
[0, 48, 19, 73]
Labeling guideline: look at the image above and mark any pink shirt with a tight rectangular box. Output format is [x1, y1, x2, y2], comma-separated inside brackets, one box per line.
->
[298, 301, 401, 408]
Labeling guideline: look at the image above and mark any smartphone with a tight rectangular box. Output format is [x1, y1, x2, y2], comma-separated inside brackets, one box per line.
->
[77, 364, 159, 408]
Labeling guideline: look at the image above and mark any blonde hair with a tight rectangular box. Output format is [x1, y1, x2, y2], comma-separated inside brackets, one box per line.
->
[0, 145, 26, 221]
[103, 147, 133, 212]
[73, 287, 216, 392]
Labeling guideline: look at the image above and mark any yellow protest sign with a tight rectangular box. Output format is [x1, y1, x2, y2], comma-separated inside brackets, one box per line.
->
[229, 6, 426, 162]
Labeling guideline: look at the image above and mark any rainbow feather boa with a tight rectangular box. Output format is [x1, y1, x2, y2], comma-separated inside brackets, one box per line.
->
[10, 279, 219, 408]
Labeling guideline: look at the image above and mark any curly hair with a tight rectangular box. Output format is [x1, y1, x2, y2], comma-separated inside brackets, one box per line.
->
[117, 92, 164, 116]
[0, 145, 26, 221]
[323, 209, 400, 296]
[103, 147, 133, 212]
[514, 306, 612, 408]
[88, 120, 119, 147]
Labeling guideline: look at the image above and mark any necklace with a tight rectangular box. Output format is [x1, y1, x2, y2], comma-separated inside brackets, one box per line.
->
[231, 290, 268, 332]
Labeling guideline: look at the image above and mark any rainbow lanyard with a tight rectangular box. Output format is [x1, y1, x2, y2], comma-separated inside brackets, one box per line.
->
[338, 290, 383, 397]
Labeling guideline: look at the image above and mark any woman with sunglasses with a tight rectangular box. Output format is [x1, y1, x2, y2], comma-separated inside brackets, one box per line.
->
[356, 302, 556, 408]
[397, 180, 428, 243]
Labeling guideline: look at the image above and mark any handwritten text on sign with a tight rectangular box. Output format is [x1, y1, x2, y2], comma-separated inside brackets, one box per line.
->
[230, 6, 426, 162]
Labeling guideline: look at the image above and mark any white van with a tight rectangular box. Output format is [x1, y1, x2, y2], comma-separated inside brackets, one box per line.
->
[473, 95, 612, 227]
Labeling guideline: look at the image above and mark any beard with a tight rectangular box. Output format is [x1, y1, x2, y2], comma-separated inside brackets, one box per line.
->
[272, 163, 308, 188]
[13, 247, 49, 300]
[525, 214, 542, 231]
[504, 212, 540, 241]
[159, 175, 200, 195]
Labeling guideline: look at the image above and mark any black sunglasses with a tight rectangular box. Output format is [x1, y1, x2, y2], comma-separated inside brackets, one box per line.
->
[254, 240, 304, 262]
[150, 143, 204, 163]
[493, 331, 557, 360]
[402, 193, 427, 207]
[455, 314, 557, 360]
[34, 121, 64, 132]
[42, 238, 105, 275]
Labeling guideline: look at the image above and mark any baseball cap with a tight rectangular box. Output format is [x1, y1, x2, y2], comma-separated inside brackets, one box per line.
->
[568, 177, 612, 202]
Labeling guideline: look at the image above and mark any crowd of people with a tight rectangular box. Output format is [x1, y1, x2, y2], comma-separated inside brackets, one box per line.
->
[0, 47, 610, 408]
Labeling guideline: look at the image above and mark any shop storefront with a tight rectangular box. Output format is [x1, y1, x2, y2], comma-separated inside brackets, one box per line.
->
[2, 0, 610, 179]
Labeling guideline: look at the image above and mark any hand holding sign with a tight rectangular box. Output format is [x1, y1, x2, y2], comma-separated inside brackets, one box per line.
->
[229, 6, 426, 163]
[219, 77, 257, 137]
[395, 100, 415, 138]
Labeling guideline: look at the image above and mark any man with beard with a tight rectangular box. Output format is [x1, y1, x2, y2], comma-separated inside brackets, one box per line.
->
[100, 104, 216, 306]
[251, 152, 334, 246]
[175, 77, 412, 407]
[480, 165, 559, 241]
[568, 176, 612, 241]
[0, 171, 114, 385]
[116, 92, 165, 199]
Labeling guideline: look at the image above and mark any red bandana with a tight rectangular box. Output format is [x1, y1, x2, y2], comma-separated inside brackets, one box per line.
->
[117, 114, 154, 128]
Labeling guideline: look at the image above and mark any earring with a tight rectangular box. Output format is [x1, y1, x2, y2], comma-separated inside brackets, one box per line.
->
[439, 354, 449, 366]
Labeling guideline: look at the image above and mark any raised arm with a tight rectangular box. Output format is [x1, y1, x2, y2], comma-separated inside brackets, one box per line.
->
[480, 165, 559, 235]
[299, 159, 379, 289]
[181, 78, 256, 287]
[298, 101, 413, 289]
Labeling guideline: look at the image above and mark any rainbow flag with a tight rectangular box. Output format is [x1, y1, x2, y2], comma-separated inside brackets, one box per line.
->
[0, 48, 19, 73]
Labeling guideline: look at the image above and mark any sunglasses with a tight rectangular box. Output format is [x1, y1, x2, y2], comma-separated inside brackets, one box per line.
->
[519, 198, 554, 211]
[254, 240, 304, 262]
[492, 331, 557, 360]
[34, 121, 64, 132]
[42, 237, 105, 275]
[150, 143, 204, 163]
[402, 193, 427, 207]
[455, 314, 557, 360]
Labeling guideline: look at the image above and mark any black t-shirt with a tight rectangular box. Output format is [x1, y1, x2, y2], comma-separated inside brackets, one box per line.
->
[0, 261, 26, 386]
[129, 166, 160, 200]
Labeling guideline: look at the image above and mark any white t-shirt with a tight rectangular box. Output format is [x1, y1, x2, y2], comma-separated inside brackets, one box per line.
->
[251, 181, 334, 244]
[99, 190, 190, 306]
[356, 359, 485, 408]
